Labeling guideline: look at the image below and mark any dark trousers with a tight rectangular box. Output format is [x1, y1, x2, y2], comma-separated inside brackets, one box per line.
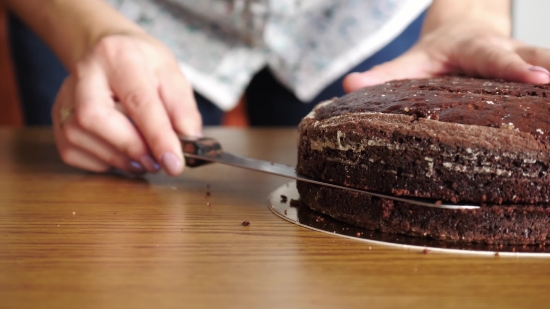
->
[8, 11, 425, 126]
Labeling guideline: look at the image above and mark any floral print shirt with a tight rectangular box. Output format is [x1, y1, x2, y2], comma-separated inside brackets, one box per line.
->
[106, 0, 431, 110]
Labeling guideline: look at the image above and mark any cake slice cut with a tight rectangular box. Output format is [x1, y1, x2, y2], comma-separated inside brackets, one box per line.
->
[296, 76, 550, 244]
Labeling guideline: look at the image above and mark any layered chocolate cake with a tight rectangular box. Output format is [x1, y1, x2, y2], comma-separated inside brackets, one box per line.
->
[296, 76, 550, 245]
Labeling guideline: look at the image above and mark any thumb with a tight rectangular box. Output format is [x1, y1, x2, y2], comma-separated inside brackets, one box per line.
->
[343, 51, 444, 93]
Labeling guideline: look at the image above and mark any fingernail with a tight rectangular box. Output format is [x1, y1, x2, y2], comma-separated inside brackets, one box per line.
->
[161, 152, 183, 176]
[195, 130, 203, 138]
[529, 66, 550, 75]
[140, 155, 161, 173]
[128, 161, 145, 174]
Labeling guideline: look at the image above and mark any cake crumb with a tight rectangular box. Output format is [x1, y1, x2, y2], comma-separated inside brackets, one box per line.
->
[205, 191, 211, 197]
[422, 248, 430, 254]
[404, 107, 410, 112]
[284, 209, 288, 215]
[494, 252, 500, 257]
[72, 212, 76, 215]
[435, 200, 443, 206]
[356, 232, 361, 237]
[241, 221, 250, 226]
[501, 122, 515, 130]
[280, 195, 288, 203]
[206, 202, 211, 207]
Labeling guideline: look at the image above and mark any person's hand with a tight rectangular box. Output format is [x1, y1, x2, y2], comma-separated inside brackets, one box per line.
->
[52, 33, 202, 176]
[343, 13, 550, 92]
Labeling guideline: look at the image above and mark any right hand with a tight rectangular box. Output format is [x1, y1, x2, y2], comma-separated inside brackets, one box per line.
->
[52, 33, 202, 176]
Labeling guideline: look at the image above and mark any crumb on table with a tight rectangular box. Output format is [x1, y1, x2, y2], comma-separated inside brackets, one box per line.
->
[241, 221, 250, 226]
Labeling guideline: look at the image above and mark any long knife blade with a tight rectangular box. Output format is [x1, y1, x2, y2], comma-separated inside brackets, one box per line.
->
[181, 136, 480, 210]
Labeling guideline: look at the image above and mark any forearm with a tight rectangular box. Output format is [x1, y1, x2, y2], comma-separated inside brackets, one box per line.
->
[422, 0, 511, 36]
[2, 0, 144, 71]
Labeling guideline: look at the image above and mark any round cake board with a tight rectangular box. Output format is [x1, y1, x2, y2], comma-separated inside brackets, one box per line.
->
[268, 181, 550, 258]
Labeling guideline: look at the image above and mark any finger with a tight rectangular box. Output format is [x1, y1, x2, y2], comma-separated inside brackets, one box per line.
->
[60, 148, 111, 173]
[158, 69, 202, 137]
[61, 116, 146, 174]
[343, 51, 446, 93]
[73, 62, 161, 173]
[109, 60, 184, 176]
[516, 45, 550, 81]
[458, 43, 550, 84]
[53, 76, 147, 174]
[55, 140, 111, 173]
[52, 81, 110, 173]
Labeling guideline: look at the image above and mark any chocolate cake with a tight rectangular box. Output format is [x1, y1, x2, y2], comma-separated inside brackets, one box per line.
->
[296, 76, 550, 245]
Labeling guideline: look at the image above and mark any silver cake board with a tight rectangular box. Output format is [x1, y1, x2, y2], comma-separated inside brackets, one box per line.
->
[268, 181, 550, 257]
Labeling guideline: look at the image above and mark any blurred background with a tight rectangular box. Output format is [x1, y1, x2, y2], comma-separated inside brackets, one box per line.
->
[0, 0, 549, 127]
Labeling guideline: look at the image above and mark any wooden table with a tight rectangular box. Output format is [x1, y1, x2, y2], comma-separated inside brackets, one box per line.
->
[1, 128, 550, 309]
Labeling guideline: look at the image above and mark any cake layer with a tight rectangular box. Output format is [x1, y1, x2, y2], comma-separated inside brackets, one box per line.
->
[297, 181, 550, 245]
[297, 76, 550, 204]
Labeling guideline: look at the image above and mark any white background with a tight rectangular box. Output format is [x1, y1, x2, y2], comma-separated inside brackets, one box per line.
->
[513, 0, 550, 48]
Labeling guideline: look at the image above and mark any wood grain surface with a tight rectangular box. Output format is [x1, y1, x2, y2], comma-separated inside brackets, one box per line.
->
[1, 128, 550, 309]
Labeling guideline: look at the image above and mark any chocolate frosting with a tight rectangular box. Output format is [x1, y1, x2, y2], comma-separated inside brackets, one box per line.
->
[313, 76, 550, 142]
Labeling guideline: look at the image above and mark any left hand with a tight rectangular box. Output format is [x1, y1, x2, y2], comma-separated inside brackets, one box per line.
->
[343, 19, 550, 92]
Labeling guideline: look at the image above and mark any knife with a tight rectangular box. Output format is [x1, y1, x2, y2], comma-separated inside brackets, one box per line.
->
[180, 136, 480, 210]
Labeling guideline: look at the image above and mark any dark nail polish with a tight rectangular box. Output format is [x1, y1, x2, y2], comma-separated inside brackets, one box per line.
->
[128, 161, 145, 173]
[140, 155, 161, 172]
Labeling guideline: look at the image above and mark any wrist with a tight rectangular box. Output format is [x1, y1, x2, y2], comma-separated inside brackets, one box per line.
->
[48, 0, 147, 71]
[4, 0, 145, 71]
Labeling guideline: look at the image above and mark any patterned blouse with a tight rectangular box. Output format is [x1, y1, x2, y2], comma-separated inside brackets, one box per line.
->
[105, 0, 431, 110]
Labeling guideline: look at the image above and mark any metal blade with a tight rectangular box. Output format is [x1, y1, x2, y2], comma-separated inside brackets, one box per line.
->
[183, 152, 480, 210]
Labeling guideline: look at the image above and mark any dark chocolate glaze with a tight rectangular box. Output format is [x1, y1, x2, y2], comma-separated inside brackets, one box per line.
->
[313, 76, 550, 142]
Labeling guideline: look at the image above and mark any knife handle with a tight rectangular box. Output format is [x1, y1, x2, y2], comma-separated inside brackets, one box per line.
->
[179, 136, 222, 167]
[180, 136, 223, 168]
